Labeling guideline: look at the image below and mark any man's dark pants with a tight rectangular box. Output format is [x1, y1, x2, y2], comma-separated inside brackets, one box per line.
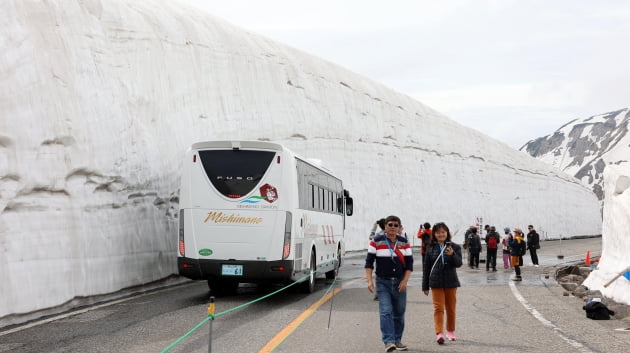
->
[486, 248, 498, 270]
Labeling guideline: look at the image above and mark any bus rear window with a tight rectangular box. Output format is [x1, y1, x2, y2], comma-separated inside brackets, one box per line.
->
[198, 150, 275, 198]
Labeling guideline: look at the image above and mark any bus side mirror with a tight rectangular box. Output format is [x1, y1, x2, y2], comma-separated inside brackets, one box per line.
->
[345, 197, 353, 216]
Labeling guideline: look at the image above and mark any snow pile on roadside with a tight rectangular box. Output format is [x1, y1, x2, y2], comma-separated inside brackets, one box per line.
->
[583, 164, 630, 305]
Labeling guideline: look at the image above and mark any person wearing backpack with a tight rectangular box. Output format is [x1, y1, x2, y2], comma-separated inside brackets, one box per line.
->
[484, 226, 501, 272]
[466, 227, 482, 269]
[369, 218, 387, 301]
[508, 228, 527, 281]
[370, 218, 386, 241]
[418, 222, 432, 265]
[501, 227, 513, 270]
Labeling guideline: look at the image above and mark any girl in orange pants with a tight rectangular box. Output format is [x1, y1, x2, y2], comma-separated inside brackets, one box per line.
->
[422, 222, 463, 344]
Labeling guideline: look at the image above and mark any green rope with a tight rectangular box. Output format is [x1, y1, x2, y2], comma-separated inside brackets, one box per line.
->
[161, 314, 215, 353]
[161, 261, 356, 353]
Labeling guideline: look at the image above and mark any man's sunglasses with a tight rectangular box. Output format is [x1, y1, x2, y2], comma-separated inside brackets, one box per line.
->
[387, 223, 400, 228]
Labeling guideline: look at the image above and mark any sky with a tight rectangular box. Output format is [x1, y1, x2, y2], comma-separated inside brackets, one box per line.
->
[178, 0, 630, 149]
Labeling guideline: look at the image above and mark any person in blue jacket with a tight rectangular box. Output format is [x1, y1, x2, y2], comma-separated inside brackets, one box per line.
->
[508, 228, 527, 281]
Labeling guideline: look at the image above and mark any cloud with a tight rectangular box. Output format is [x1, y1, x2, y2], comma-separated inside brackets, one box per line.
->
[412, 81, 590, 111]
[410, 82, 595, 148]
[182, 0, 630, 149]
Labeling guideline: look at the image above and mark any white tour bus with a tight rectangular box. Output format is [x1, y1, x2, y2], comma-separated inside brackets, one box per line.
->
[178, 140, 353, 294]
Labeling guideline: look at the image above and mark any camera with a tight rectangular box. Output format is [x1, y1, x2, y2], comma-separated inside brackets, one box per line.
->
[445, 241, 452, 247]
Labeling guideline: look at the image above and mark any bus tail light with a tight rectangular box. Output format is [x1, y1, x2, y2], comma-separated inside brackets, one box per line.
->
[282, 212, 292, 259]
[179, 210, 185, 256]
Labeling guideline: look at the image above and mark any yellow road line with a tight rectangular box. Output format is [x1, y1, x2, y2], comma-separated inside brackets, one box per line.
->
[258, 277, 365, 353]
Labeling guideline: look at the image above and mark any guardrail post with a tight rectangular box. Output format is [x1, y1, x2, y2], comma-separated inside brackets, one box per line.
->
[208, 296, 215, 353]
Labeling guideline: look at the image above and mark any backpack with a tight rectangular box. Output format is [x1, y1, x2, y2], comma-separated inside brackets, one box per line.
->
[520, 241, 527, 256]
[487, 236, 497, 249]
[467, 235, 476, 249]
[583, 301, 614, 320]
[420, 231, 429, 254]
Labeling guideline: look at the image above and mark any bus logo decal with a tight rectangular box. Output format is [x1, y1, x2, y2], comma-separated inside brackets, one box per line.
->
[199, 248, 213, 256]
[260, 184, 278, 203]
[241, 196, 266, 204]
[204, 211, 263, 224]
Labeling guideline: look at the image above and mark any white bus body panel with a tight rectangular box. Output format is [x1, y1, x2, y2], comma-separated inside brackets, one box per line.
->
[178, 141, 344, 285]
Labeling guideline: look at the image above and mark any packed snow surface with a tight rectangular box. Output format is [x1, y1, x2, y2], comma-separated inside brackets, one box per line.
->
[583, 164, 630, 305]
[0, 0, 602, 324]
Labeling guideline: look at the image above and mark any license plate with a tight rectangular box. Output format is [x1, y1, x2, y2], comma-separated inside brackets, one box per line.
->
[221, 264, 243, 276]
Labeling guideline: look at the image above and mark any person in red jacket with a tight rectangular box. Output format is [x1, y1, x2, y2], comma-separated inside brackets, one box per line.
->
[484, 226, 501, 272]
[418, 222, 432, 265]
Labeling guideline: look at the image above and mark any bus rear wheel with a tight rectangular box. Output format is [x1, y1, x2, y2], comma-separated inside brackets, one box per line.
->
[300, 253, 316, 293]
[325, 248, 341, 279]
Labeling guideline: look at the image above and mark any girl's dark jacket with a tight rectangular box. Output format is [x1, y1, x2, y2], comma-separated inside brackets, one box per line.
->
[422, 242, 463, 291]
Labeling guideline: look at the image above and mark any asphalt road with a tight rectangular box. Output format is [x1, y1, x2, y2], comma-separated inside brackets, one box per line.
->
[1, 237, 629, 353]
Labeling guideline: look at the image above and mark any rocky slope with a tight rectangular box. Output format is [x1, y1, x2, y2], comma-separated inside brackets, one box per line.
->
[521, 108, 630, 202]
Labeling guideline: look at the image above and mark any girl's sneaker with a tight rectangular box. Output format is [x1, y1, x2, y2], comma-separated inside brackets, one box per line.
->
[436, 333, 445, 345]
[446, 331, 456, 341]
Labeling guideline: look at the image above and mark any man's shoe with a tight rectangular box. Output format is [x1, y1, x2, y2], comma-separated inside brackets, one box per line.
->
[436, 333, 445, 345]
[446, 331, 456, 341]
[394, 342, 408, 351]
[511, 276, 522, 281]
[385, 343, 396, 352]
[534, 264, 539, 267]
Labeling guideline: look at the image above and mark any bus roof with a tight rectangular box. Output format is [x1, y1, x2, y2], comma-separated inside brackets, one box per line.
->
[190, 140, 337, 176]
[191, 140, 284, 151]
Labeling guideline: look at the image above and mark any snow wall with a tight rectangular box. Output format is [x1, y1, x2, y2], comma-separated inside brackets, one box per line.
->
[0, 0, 602, 324]
[583, 164, 630, 305]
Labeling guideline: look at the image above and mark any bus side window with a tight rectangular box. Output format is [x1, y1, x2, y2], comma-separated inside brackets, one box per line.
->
[345, 197, 353, 216]
[343, 189, 353, 216]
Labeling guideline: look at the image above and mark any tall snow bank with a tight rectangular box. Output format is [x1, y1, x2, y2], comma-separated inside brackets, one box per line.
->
[0, 0, 601, 323]
[583, 164, 630, 305]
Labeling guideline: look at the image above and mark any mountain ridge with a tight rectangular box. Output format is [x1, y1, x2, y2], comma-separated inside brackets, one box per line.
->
[520, 108, 630, 201]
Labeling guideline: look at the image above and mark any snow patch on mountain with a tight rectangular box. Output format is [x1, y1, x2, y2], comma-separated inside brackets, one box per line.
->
[521, 108, 630, 201]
